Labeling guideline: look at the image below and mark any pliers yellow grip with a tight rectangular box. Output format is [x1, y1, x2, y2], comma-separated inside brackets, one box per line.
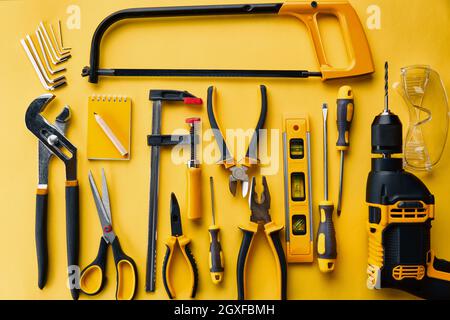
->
[162, 193, 199, 299]
[236, 177, 287, 300]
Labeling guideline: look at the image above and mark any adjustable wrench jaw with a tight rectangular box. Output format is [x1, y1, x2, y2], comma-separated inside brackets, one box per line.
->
[26, 94, 77, 181]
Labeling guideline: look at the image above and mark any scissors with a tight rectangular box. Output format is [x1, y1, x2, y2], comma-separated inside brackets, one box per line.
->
[80, 169, 137, 300]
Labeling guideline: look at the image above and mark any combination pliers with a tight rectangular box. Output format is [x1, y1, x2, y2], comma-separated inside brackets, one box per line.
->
[237, 176, 287, 300]
[207, 85, 267, 197]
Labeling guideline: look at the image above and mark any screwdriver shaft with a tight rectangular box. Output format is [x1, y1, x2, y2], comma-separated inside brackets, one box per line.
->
[322, 103, 329, 200]
[337, 151, 344, 215]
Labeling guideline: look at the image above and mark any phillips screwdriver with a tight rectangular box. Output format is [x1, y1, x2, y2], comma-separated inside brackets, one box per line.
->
[317, 103, 337, 273]
[336, 86, 354, 216]
[208, 176, 224, 284]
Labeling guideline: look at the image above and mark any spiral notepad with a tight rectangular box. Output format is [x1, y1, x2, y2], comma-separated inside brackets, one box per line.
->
[87, 95, 132, 160]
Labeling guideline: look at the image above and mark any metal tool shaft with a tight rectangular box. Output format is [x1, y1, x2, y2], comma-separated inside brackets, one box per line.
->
[146, 100, 162, 292]
[210, 177, 216, 225]
[337, 151, 344, 214]
[322, 103, 328, 200]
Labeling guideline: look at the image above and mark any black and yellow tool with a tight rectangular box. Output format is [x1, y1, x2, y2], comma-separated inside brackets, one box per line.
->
[186, 117, 202, 220]
[237, 177, 287, 300]
[366, 62, 450, 299]
[317, 103, 337, 273]
[208, 177, 224, 284]
[163, 193, 199, 299]
[80, 169, 137, 300]
[282, 114, 313, 263]
[336, 86, 354, 216]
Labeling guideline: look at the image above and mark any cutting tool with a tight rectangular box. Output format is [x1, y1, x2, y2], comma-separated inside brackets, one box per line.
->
[207, 85, 267, 197]
[163, 193, 199, 299]
[80, 169, 137, 300]
[237, 176, 287, 300]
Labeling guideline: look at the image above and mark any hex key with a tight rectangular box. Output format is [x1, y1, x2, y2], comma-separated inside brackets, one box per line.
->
[39, 22, 71, 62]
[36, 30, 66, 74]
[50, 24, 70, 56]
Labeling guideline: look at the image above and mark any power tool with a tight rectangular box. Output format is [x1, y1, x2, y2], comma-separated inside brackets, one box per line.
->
[366, 62, 450, 299]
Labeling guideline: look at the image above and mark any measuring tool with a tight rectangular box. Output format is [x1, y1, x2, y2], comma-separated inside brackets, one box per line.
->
[208, 177, 224, 284]
[283, 114, 313, 263]
[336, 86, 354, 216]
[317, 103, 337, 273]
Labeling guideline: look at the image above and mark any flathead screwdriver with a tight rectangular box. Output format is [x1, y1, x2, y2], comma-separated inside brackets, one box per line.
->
[336, 86, 354, 216]
[209, 177, 224, 284]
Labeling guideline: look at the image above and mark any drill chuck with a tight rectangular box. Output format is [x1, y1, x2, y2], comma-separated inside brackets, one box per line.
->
[371, 112, 402, 155]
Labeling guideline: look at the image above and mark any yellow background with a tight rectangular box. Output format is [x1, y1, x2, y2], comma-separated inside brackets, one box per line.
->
[1, 0, 449, 300]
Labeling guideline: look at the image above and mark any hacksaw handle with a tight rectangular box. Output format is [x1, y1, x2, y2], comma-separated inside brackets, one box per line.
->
[279, 1, 374, 80]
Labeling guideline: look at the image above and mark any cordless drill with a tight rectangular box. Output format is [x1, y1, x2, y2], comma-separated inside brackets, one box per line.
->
[366, 63, 450, 299]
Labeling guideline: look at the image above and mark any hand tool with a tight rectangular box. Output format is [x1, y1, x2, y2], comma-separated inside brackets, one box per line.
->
[94, 112, 129, 157]
[237, 177, 287, 300]
[367, 62, 450, 299]
[25, 35, 66, 85]
[163, 193, 199, 299]
[395, 65, 449, 171]
[25, 94, 79, 300]
[207, 85, 267, 197]
[336, 86, 354, 216]
[283, 114, 313, 263]
[317, 103, 337, 273]
[50, 24, 71, 57]
[37, 27, 64, 66]
[20, 39, 66, 91]
[146, 90, 202, 292]
[82, 2, 374, 83]
[39, 22, 71, 62]
[58, 20, 72, 51]
[186, 117, 202, 220]
[80, 169, 137, 300]
[31, 104, 71, 290]
[35, 30, 66, 75]
[208, 177, 224, 284]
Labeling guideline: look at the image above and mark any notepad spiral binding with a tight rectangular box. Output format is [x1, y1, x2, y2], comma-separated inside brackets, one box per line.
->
[89, 95, 128, 103]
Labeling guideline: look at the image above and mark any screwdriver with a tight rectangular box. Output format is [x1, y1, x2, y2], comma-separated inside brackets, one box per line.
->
[208, 176, 224, 284]
[317, 103, 337, 273]
[336, 86, 354, 216]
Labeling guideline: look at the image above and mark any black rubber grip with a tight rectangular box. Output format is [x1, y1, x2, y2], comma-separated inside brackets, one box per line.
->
[237, 229, 254, 300]
[36, 193, 48, 289]
[65, 184, 79, 300]
[207, 86, 233, 163]
[184, 244, 199, 298]
[336, 98, 353, 148]
[162, 246, 173, 299]
[111, 237, 138, 300]
[209, 229, 224, 273]
[317, 203, 337, 259]
[81, 237, 108, 296]
[246, 85, 268, 160]
[434, 257, 450, 273]
[269, 230, 287, 300]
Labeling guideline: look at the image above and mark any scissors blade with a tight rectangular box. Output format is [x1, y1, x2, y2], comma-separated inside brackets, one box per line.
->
[88, 171, 115, 242]
[101, 168, 112, 224]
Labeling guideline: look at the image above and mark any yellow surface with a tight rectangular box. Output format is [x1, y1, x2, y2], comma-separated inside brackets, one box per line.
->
[1, 0, 450, 300]
[87, 95, 131, 160]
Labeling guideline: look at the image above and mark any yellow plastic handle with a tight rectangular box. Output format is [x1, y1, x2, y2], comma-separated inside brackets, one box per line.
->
[279, 1, 374, 80]
[187, 167, 202, 220]
[80, 265, 103, 295]
[116, 260, 137, 300]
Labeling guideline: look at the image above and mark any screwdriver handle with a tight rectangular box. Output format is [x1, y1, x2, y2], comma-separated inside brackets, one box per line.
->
[209, 225, 224, 284]
[336, 86, 354, 151]
[317, 200, 337, 272]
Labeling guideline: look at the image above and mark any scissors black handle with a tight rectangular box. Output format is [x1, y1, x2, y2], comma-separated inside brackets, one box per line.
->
[80, 237, 108, 296]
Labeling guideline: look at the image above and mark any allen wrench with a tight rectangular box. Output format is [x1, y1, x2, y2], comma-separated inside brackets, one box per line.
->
[37, 27, 63, 66]
[25, 35, 66, 85]
[20, 39, 66, 91]
[39, 22, 70, 63]
[36, 30, 66, 74]
[58, 20, 71, 51]
[50, 24, 70, 57]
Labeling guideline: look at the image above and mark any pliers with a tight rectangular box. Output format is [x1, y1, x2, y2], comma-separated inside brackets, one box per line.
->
[162, 193, 199, 299]
[237, 176, 287, 300]
[207, 85, 267, 197]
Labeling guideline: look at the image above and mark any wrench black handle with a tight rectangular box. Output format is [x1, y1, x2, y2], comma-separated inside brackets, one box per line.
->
[65, 182, 80, 300]
[36, 189, 48, 289]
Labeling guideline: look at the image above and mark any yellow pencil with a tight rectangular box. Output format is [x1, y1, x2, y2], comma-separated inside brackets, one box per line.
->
[94, 112, 128, 157]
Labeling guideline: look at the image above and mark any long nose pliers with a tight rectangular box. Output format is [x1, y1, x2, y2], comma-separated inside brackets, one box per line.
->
[207, 85, 267, 197]
[162, 193, 199, 299]
[237, 176, 287, 300]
